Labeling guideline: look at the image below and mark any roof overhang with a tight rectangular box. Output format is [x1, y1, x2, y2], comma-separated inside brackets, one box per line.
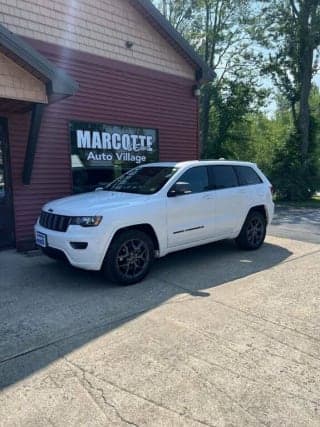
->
[0, 23, 79, 103]
[131, 0, 215, 82]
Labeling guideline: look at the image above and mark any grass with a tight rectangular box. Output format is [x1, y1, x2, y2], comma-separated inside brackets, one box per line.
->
[275, 195, 320, 208]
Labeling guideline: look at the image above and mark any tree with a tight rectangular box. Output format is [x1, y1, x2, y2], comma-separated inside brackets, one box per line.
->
[253, 0, 320, 159]
[189, 0, 265, 157]
[152, 0, 320, 199]
[152, 0, 195, 35]
[152, 1, 266, 158]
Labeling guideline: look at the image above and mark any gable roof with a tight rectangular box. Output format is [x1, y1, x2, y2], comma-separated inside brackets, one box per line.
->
[131, 0, 215, 82]
[0, 23, 79, 102]
[0, 1, 214, 86]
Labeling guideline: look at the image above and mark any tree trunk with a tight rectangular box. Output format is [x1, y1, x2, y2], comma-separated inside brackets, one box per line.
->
[201, 1, 212, 158]
[297, 1, 313, 158]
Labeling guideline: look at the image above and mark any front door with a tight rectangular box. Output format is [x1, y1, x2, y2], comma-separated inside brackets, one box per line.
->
[167, 166, 214, 248]
[0, 118, 14, 248]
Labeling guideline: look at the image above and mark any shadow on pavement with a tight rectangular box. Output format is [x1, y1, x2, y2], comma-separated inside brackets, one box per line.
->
[272, 206, 320, 227]
[269, 205, 320, 243]
[0, 239, 292, 389]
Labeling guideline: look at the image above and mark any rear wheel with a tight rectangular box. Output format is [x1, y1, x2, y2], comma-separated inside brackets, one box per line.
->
[102, 230, 154, 285]
[236, 211, 266, 250]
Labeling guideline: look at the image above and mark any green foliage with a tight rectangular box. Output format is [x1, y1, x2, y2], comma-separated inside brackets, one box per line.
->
[252, 0, 320, 158]
[270, 133, 320, 201]
[204, 82, 269, 159]
[151, 0, 320, 200]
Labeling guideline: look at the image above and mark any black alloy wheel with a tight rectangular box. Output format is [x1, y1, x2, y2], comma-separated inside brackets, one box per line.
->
[236, 211, 266, 250]
[103, 230, 154, 285]
[116, 238, 150, 280]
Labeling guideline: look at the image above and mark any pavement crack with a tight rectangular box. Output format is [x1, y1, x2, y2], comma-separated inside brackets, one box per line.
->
[0, 310, 148, 366]
[165, 318, 320, 407]
[170, 318, 256, 362]
[63, 356, 139, 427]
[208, 298, 320, 344]
[186, 363, 269, 426]
[63, 357, 216, 427]
[189, 353, 320, 408]
[245, 322, 320, 365]
[281, 248, 320, 265]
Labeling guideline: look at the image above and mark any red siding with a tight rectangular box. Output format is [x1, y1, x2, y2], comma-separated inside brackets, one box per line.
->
[7, 39, 199, 249]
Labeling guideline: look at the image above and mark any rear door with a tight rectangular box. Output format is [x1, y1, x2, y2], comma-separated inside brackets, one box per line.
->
[0, 118, 14, 248]
[234, 165, 265, 203]
[207, 165, 245, 237]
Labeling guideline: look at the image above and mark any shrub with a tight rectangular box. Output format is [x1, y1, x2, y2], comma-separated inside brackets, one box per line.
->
[270, 134, 320, 201]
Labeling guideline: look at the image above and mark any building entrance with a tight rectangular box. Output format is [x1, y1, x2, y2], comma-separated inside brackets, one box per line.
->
[0, 118, 14, 248]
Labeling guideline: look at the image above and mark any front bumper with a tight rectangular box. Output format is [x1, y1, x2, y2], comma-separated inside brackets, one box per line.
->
[34, 221, 110, 271]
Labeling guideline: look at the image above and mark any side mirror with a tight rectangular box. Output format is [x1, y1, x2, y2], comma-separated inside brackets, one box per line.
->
[168, 181, 192, 197]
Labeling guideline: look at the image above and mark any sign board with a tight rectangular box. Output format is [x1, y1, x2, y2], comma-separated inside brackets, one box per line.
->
[70, 121, 158, 169]
[70, 121, 159, 193]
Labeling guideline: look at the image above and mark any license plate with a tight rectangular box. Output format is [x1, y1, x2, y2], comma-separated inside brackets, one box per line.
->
[36, 231, 47, 248]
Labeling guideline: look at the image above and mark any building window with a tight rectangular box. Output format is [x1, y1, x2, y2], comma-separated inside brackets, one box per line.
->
[70, 121, 159, 193]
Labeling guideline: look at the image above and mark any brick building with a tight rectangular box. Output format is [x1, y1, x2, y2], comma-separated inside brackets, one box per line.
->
[0, 0, 213, 250]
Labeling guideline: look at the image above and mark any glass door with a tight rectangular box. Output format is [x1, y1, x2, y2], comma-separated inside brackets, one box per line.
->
[0, 118, 14, 248]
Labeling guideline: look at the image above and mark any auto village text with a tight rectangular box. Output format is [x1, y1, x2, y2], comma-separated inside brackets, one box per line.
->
[76, 130, 154, 165]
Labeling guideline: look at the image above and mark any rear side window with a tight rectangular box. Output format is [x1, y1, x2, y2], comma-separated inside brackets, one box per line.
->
[235, 166, 263, 186]
[178, 166, 209, 193]
[209, 166, 238, 190]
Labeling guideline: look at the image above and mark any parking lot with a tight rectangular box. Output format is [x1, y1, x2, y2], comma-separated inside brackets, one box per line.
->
[1, 229, 320, 426]
[269, 206, 320, 244]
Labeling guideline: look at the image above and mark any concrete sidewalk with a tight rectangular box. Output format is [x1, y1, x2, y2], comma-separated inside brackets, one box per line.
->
[0, 236, 319, 426]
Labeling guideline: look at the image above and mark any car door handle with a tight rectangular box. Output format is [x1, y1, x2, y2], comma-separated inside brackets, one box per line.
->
[203, 195, 214, 200]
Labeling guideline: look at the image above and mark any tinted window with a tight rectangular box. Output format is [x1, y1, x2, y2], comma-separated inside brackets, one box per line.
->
[235, 166, 263, 186]
[105, 166, 178, 194]
[209, 166, 238, 190]
[178, 166, 209, 193]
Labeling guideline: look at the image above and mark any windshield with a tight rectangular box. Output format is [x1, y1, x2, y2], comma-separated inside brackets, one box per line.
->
[104, 166, 179, 195]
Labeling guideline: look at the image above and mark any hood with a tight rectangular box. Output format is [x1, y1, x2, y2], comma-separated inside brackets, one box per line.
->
[43, 191, 150, 216]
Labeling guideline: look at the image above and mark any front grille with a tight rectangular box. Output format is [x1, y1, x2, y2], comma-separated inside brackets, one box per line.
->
[39, 211, 71, 232]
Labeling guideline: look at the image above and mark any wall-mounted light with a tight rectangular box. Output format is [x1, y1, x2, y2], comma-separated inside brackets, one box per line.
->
[125, 41, 134, 49]
[193, 85, 201, 97]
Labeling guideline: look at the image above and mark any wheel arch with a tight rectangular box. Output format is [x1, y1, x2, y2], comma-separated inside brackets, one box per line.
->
[109, 223, 160, 253]
[239, 205, 268, 234]
[248, 205, 268, 222]
[236, 204, 268, 250]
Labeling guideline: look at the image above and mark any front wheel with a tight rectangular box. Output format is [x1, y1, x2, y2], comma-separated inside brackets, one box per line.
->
[236, 211, 266, 250]
[102, 230, 154, 285]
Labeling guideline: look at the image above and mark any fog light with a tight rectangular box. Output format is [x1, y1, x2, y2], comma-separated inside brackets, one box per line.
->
[70, 242, 88, 250]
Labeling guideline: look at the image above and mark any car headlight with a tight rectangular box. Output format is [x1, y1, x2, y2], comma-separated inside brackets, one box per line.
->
[70, 216, 103, 227]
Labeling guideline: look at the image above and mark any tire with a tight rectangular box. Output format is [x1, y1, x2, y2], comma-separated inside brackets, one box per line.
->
[236, 211, 266, 250]
[102, 230, 155, 285]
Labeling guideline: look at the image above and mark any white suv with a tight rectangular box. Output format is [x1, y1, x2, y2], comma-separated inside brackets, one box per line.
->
[35, 161, 274, 285]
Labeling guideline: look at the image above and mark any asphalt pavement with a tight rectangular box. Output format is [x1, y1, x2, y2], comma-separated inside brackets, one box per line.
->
[269, 205, 320, 244]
